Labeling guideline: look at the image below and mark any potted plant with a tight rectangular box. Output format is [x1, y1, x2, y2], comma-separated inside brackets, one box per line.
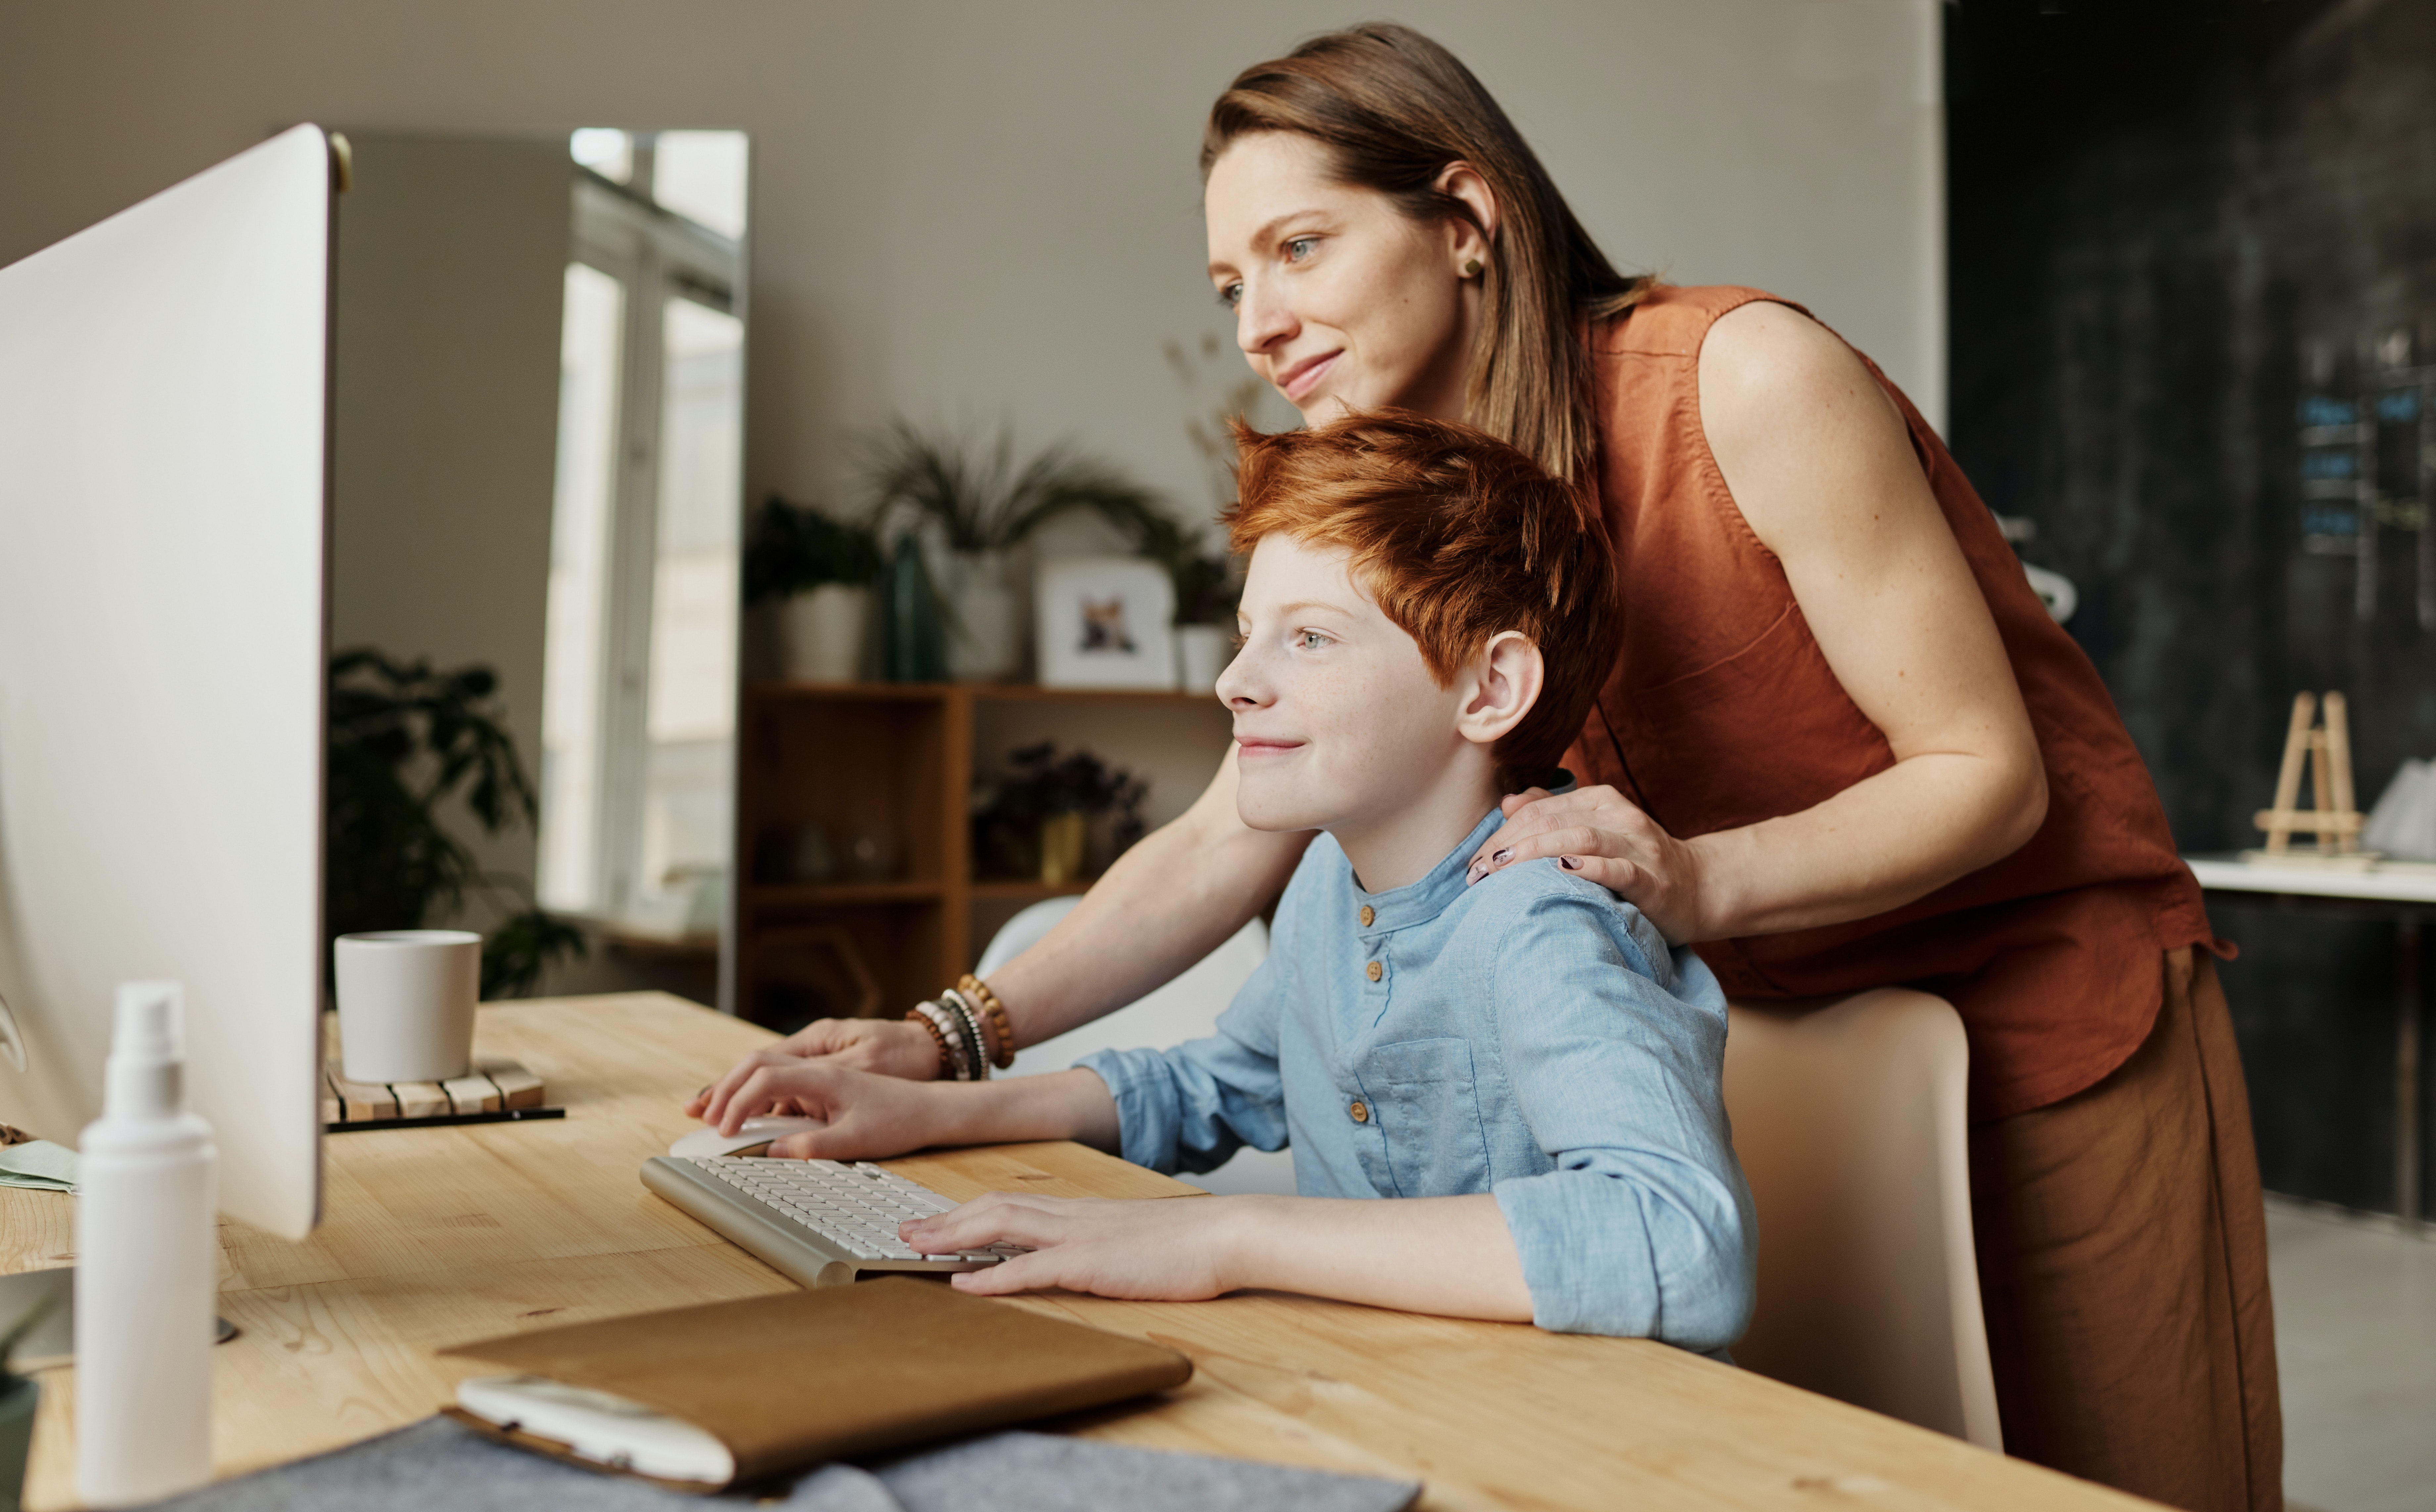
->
[0, 1289, 58, 1512]
[744, 496, 884, 682]
[326, 649, 587, 1000]
[860, 420, 1164, 683]
[971, 742, 1148, 884]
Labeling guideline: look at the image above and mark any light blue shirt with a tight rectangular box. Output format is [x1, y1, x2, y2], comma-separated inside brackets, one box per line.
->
[1078, 806, 1757, 1352]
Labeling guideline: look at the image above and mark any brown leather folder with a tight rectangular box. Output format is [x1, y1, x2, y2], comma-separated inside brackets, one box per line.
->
[437, 1277, 1193, 1489]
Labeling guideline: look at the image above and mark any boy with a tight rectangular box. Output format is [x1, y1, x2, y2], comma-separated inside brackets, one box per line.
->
[702, 414, 1754, 1351]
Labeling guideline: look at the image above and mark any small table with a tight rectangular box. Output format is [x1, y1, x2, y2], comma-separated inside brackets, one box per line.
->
[2, 992, 2143, 1510]
[2186, 854, 2436, 1222]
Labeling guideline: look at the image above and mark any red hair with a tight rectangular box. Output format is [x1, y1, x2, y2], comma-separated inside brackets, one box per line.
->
[1225, 411, 1615, 779]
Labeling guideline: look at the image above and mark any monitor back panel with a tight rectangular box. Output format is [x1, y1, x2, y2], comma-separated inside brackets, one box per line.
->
[0, 124, 333, 1239]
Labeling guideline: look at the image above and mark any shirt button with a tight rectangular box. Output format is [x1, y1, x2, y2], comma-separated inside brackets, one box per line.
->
[1359, 905, 1375, 927]
[1365, 960, 1383, 983]
[1349, 1100, 1370, 1123]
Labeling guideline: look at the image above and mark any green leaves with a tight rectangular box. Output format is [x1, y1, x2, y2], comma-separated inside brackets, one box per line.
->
[856, 419, 1241, 625]
[324, 649, 584, 998]
[743, 496, 884, 604]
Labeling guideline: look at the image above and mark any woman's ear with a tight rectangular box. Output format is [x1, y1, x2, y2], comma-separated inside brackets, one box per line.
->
[1456, 631, 1542, 748]
[1434, 162, 1499, 269]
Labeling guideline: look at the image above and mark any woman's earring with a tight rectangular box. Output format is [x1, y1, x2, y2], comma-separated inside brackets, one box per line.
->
[1463, 258, 1484, 279]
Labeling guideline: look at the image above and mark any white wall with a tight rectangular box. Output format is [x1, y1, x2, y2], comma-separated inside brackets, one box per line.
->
[0, 0, 1944, 539]
[330, 133, 570, 900]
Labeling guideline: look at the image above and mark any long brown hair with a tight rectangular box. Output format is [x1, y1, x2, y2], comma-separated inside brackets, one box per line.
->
[1203, 24, 1651, 488]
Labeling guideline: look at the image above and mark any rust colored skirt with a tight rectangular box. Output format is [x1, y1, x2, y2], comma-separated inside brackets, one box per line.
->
[1968, 948, 2282, 1511]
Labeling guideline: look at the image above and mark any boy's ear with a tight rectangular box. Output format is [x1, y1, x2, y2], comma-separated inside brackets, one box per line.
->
[1456, 632, 1543, 748]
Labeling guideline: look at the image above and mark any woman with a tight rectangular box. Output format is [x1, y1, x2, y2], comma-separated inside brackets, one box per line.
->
[696, 25, 2276, 1510]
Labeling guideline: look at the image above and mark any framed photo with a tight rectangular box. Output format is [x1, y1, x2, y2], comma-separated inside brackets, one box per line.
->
[1034, 556, 1176, 689]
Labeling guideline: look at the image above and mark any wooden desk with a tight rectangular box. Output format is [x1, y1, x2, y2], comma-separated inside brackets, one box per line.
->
[2188, 852, 2434, 1221]
[2, 993, 2144, 1510]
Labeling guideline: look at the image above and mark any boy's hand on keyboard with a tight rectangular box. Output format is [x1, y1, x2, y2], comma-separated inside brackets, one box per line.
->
[900, 1192, 1245, 1302]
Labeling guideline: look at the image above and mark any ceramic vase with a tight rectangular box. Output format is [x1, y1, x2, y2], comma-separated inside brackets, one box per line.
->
[942, 550, 1022, 683]
[779, 585, 870, 683]
[884, 538, 948, 683]
[1038, 812, 1089, 885]
[1173, 623, 1231, 694]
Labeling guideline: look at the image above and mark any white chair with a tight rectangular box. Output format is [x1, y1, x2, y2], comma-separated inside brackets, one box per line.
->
[1722, 989, 2003, 1451]
[976, 897, 1298, 1196]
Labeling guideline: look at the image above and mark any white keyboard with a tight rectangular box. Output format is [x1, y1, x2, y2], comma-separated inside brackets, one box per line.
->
[639, 1155, 1025, 1289]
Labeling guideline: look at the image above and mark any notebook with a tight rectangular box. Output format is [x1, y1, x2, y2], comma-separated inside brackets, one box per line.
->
[437, 1277, 1193, 1490]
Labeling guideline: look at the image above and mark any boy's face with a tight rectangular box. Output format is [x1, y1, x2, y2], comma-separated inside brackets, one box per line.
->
[1217, 534, 1472, 836]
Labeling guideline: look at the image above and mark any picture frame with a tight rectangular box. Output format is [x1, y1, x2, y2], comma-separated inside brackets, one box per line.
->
[1033, 556, 1176, 690]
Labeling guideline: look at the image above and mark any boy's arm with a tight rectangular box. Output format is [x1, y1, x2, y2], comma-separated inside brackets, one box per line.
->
[1070, 949, 1293, 1176]
[901, 1190, 1533, 1320]
[1487, 886, 1757, 1351]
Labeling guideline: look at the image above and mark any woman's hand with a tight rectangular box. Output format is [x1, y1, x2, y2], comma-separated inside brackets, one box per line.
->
[683, 1017, 939, 1123]
[692, 1057, 951, 1161]
[1467, 785, 1714, 943]
[902, 1192, 1248, 1300]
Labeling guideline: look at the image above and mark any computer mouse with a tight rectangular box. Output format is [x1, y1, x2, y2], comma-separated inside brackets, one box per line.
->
[667, 1116, 827, 1159]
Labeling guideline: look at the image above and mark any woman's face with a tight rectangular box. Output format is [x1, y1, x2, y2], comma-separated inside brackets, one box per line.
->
[1204, 132, 1489, 426]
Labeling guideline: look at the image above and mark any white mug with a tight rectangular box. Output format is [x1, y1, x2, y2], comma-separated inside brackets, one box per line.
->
[334, 930, 480, 1084]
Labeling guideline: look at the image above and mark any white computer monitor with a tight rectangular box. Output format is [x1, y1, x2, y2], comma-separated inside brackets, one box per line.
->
[0, 124, 336, 1240]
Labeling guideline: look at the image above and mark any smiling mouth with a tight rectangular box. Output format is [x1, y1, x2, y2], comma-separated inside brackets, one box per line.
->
[1274, 350, 1342, 403]
[1235, 737, 1303, 758]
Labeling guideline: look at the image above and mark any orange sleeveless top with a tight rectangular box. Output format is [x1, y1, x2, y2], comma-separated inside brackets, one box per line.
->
[1567, 285, 2214, 1121]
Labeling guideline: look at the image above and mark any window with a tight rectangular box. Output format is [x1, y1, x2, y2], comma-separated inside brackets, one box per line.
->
[538, 132, 747, 946]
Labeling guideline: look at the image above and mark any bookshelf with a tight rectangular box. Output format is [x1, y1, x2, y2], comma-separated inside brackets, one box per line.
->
[735, 681, 1229, 1028]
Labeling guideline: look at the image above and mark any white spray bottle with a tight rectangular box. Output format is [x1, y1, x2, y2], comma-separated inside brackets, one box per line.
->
[75, 981, 216, 1505]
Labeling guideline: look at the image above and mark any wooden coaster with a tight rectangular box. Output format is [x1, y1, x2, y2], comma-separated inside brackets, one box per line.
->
[320, 1056, 560, 1132]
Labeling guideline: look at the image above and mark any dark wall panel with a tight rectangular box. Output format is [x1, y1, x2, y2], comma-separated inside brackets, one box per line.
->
[1947, 0, 2436, 1212]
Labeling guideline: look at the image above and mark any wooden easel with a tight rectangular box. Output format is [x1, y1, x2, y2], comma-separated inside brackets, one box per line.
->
[2253, 691, 2366, 856]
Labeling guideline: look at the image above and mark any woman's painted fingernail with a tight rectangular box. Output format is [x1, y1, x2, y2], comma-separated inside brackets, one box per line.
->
[1466, 860, 1489, 884]
[1560, 855, 1583, 871]
[1491, 849, 1511, 865]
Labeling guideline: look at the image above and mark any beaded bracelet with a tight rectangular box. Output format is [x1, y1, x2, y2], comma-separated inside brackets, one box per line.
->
[956, 974, 1017, 1070]
[903, 1005, 954, 1078]
[907, 999, 970, 1081]
[943, 991, 992, 1082]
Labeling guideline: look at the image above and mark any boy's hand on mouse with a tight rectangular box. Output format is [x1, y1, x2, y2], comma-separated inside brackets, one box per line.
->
[900, 1192, 1251, 1301]
[697, 1059, 949, 1161]
[682, 1019, 940, 1120]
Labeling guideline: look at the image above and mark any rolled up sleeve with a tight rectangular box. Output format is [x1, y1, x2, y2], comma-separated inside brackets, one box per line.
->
[1487, 888, 1756, 1352]
[1075, 959, 1290, 1177]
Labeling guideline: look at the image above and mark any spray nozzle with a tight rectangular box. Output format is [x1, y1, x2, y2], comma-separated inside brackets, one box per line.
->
[112, 982, 182, 1063]
[104, 981, 185, 1118]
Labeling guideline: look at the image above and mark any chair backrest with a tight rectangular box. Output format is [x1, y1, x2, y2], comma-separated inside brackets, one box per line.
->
[974, 897, 1296, 1195]
[1722, 989, 2002, 1451]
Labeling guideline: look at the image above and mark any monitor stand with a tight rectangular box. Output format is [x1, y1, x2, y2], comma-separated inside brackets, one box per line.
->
[0, 1269, 235, 1370]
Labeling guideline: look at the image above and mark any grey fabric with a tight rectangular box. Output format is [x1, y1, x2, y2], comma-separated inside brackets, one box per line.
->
[870, 1431, 1420, 1512]
[134, 1416, 1421, 1512]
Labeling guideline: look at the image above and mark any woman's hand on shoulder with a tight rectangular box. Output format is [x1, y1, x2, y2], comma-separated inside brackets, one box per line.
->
[1466, 785, 1714, 943]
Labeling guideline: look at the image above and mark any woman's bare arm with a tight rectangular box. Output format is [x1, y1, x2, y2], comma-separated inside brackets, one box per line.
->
[1473, 302, 2047, 942]
[984, 746, 1311, 1045]
[686, 748, 1311, 1101]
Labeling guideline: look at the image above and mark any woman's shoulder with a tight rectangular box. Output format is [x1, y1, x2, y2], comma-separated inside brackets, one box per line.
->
[1592, 283, 1812, 360]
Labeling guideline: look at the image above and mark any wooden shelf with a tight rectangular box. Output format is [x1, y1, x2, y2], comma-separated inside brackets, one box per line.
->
[748, 880, 945, 907]
[735, 680, 1228, 1029]
[747, 679, 1214, 707]
[969, 878, 1096, 901]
